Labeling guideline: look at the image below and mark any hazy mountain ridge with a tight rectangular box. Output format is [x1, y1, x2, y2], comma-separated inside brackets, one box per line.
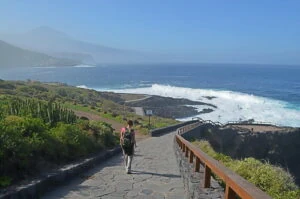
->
[49, 52, 96, 65]
[0, 26, 153, 64]
[0, 40, 80, 68]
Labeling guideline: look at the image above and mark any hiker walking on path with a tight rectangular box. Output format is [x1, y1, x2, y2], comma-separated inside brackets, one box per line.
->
[120, 120, 136, 174]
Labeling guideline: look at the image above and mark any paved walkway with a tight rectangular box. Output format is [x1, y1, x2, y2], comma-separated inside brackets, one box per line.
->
[43, 132, 185, 199]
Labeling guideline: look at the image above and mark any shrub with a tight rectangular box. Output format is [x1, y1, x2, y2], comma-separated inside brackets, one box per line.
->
[193, 140, 300, 199]
[57, 88, 68, 97]
[0, 116, 49, 178]
[31, 85, 49, 92]
[80, 116, 89, 120]
[0, 83, 16, 89]
[231, 158, 299, 198]
[111, 112, 118, 117]
[88, 121, 117, 148]
[50, 123, 95, 159]
[0, 176, 12, 187]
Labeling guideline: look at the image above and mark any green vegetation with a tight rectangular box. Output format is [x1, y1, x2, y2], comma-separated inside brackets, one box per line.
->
[0, 80, 178, 188]
[5, 97, 76, 125]
[0, 103, 118, 188]
[0, 86, 122, 188]
[193, 140, 300, 199]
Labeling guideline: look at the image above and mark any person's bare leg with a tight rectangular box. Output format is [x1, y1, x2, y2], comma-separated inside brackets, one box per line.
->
[127, 155, 133, 173]
[124, 154, 128, 172]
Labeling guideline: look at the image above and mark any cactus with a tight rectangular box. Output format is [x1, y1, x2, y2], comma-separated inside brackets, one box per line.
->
[4, 97, 77, 125]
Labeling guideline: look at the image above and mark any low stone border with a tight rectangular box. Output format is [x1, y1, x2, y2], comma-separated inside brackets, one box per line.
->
[0, 146, 122, 199]
[150, 120, 198, 137]
[173, 139, 224, 199]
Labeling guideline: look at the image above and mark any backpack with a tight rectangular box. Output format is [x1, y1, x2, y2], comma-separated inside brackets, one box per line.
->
[122, 128, 133, 148]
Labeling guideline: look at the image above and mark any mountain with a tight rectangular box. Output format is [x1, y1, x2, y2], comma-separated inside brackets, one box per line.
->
[0, 26, 151, 64]
[49, 52, 96, 65]
[0, 40, 80, 68]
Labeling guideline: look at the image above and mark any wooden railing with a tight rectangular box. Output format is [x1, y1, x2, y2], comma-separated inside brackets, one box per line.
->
[192, 116, 280, 128]
[177, 121, 203, 135]
[176, 124, 272, 199]
[226, 121, 277, 126]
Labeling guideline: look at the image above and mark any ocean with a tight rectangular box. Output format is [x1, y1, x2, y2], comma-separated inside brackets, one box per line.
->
[1, 63, 300, 127]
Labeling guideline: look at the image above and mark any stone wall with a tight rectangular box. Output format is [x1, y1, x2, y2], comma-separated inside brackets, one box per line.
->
[150, 120, 198, 137]
[173, 137, 224, 199]
[0, 147, 122, 199]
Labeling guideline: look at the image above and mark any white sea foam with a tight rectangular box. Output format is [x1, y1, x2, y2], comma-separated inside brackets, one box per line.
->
[99, 84, 300, 127]
[73, 65, 96, 68]
[32, 66, 57, 69]
[77, 85, 90, 89]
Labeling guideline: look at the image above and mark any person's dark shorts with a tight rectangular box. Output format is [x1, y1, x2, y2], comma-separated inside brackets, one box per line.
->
[122, 144, 134, 156]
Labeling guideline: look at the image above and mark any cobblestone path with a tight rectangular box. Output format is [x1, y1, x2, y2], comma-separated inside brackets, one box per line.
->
[43, 132, 186, 199]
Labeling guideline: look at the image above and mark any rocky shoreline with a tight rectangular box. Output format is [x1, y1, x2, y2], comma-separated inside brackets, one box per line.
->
[122, 94, 216, 119]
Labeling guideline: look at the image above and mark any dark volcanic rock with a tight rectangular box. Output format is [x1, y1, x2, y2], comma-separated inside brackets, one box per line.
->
[199, 108, 214, 114]
[147, 105, 199, 119]
[127, 95, 217, 108]
[202, 96, 217, 100]
[126, 95, 216, 118]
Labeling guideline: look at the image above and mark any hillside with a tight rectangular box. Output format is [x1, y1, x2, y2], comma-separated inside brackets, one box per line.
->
[0, 40, 80, 68]
[0, 26, 159, 64]
[0, 79, 178, 130]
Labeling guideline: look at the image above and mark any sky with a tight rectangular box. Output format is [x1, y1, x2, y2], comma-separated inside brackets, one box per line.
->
[1, 0, 300, 65]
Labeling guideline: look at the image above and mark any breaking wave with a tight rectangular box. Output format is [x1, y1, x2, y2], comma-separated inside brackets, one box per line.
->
[101, 84, 300, 127]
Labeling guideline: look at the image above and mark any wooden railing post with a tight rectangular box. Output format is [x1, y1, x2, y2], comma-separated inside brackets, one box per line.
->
[204, 165, 211, 188]
[195, 157, 200, 172]
[225, 185, 236, 199]
[189, 150, 193, 163]
[185, 146, 189, 157]
[175, 128, 272, 199]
